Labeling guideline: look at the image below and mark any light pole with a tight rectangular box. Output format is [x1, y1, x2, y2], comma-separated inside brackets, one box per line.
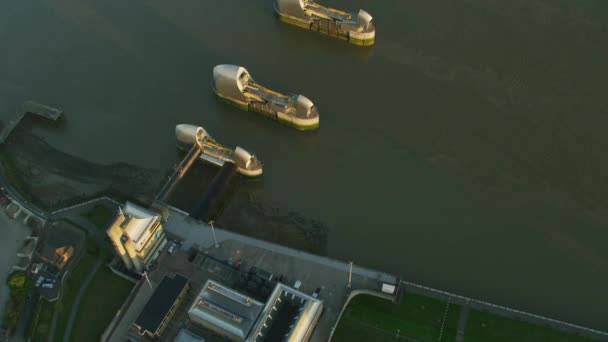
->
[142, 271, 153, 290]
[209, 220, 219, 248]
[347, 261, 353, 288]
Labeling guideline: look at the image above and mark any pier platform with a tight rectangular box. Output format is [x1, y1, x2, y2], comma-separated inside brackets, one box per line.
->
[0, 101, 63, 144]
[155, 145, 202, 203]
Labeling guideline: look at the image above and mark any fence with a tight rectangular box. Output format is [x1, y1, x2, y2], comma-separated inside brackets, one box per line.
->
[49, 196, 120, 216]
[400, 280, 608, 341]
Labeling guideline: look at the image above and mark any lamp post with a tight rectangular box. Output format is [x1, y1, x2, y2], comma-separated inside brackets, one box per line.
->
[142, 271, 153, 290]
[209, 220, 219, 248]
[347, 261, 353, 288]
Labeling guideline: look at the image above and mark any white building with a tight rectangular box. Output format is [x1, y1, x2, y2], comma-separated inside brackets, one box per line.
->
[106, 202, 166, 273]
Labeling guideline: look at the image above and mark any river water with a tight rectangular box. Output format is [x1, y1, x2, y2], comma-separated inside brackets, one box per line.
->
[1, 0, 607, 330]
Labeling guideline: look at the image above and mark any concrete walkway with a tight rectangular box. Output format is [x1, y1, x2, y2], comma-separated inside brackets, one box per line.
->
[49, 197, 118, 221]
[166, 207, 398, 285]
[62, 258, 102, 342]
[455, 301, 471, 342]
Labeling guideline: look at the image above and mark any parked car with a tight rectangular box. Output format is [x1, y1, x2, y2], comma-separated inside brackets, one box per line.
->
[167, 242, 177, 254]
[312, 287, 322, 298]
[35, 276, 44, 288]
[31, 263, 43, 275]
[41, 283, 54, 289]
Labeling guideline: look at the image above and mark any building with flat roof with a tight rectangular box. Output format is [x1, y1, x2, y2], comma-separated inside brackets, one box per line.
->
[107, 202, 166, 273]
[133, 273, 190, 339]
[188, 280, 264, 341]
[174, 329, 205, 342]
[187, 280, 323, 342]
[249, 283, 323, 342]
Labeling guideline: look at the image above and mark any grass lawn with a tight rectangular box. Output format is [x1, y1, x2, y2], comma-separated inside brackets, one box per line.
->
[54, 253, 98, 341]
[333, 292, 461, 342]
[69, 267, 133, 342]
[82, 204, 115, 230]
[30, 299, 56, 342]
[464, 310, 599, 342]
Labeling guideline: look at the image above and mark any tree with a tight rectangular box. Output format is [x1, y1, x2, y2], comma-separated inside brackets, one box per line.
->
[7, 271, 26, 290]
[2, 298, 20, 330]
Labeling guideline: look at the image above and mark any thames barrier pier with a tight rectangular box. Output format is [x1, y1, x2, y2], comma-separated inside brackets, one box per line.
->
[213, 65, 319, 131]
[274, 0, 375, 46]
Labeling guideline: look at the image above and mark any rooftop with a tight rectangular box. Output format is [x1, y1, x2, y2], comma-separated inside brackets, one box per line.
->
[116, 202, 161, 249]
[174, 329, 205, 342]
[188, 279, 264, 341]
[249, 283, 323, 342]
[134, 274, 189, 336]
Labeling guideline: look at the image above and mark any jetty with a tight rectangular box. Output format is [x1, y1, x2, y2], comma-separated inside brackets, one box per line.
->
[213, 65, 319, 131]
[0, 101, 63, 144]
[155, 145, 202, 203]
[274, 0, 375, 46]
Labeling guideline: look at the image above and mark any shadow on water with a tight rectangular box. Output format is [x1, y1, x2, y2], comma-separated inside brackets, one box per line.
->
[168, 159, 329, 255]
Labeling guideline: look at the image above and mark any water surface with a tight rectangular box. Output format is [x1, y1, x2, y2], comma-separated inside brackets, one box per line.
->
[1, 0, 607, 329]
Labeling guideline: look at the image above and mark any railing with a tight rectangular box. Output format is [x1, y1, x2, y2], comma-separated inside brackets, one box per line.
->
[249, 102, 277, 120]
[400, 280, 608, 341]
[310, 19, 348, 40]
[155, 145, 201, 201]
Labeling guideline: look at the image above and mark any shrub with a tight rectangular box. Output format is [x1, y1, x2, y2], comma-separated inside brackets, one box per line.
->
[7, 271, 26, 289]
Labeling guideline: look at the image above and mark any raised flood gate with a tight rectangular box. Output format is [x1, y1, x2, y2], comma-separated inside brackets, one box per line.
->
[189, 161, 237, 222]
[310, 19, 348, 41]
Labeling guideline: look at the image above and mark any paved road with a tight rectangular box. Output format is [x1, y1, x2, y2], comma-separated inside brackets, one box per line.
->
[62, 258, 102, 342]
[456, 301, 471, 342]
[49, 197, 118, 221]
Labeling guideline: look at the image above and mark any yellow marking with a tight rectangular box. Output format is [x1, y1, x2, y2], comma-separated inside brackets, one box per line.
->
[244, 92, 265, 102]
[307, 3, 351, 18]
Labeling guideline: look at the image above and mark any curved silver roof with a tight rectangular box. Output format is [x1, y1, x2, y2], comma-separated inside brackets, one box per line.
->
[275, 0, 308, 19]
[233, 146, 253, 170]
[175, 124, 209, 145]
[358, 9, 373, 27]
[295, 95, 315, 117]
[213, 64, 249, 102]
